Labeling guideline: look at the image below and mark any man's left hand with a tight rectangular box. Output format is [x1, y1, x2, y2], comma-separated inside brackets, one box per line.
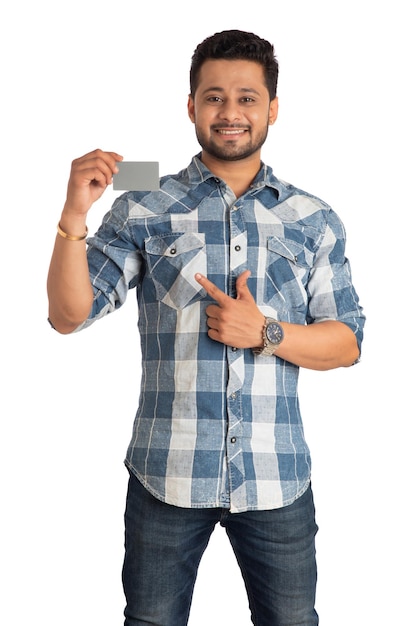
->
[195, 270, 265, 349]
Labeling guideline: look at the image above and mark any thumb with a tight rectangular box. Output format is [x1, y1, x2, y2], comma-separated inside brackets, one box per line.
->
[236, 270, 253, 300]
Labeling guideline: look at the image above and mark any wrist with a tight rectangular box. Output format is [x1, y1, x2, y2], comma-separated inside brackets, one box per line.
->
[59, 209, 88, 240]
[57, 219, 88, 242]
[253, 317, 285, 357]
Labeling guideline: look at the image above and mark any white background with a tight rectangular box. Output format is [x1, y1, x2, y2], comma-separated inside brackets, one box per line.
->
[1, 1, 416, 624]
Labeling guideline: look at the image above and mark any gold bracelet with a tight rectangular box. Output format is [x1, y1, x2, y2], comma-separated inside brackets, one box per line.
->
[57, 222, 88, 241]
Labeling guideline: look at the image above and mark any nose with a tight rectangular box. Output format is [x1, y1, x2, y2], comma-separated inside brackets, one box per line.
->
[218, 100, 241, 123]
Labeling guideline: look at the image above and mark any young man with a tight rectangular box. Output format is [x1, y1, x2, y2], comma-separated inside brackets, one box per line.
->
[48, 30, 365, 626]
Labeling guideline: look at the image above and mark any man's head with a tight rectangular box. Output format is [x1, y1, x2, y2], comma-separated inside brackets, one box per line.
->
[190, 30, 278, 102]
[187, 31, 279, 168]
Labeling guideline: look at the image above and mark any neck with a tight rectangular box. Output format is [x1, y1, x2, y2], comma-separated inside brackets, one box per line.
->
[200, 151, 261, 198]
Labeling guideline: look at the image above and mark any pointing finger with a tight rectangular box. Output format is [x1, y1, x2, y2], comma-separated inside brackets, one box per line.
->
[195, 274, 230, 306]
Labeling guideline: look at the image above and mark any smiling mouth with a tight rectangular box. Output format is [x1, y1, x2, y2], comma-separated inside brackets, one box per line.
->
[215, 128, 248, 136]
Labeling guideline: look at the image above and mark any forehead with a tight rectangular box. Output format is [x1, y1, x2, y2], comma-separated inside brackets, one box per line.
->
[195, 59, 268, 94]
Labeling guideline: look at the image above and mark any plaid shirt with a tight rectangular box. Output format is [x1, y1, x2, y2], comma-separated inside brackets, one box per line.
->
[78, 155, 365, 513]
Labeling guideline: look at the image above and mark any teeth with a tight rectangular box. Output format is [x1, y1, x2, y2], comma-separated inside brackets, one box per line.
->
[218, 129, 245, 135]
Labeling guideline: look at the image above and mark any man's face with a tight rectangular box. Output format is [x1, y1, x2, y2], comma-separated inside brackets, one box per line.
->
[188, 59, 278, 163]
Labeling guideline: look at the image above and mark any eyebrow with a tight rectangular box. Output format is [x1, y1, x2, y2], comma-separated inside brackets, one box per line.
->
[201, 86, 261, 96]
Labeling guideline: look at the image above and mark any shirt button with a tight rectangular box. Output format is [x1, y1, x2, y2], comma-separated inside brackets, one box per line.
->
[170, 248, 176, 255]
[231, 392, 236, 400]
[230, 437, 237, 444]
[235, 245, 241, 252]
[231, 346, 237, 352]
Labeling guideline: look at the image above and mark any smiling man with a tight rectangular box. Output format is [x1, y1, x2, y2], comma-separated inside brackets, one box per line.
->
[47, 30, 365, 626]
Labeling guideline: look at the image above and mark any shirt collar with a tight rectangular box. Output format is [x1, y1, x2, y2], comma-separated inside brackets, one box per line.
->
[187, 154, 283, 198]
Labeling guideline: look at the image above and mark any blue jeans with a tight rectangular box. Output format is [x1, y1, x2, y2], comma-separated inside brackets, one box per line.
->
[122, 473, 318, 626]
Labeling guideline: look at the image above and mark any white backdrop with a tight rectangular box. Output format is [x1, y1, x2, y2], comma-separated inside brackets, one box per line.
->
[1, 1, 416, 624]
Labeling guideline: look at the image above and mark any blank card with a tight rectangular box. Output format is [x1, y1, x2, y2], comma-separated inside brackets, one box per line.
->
[113, 161, 159, 191]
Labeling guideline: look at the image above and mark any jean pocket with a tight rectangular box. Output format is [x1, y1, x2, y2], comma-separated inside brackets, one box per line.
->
[264, 236, 313, 317]
[145, 232, 207, 309]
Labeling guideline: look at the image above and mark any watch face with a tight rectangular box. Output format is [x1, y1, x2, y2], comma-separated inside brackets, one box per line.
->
[266, 321, 283, 344]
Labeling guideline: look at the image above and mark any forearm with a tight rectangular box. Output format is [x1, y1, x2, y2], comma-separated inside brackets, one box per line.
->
[274, 320, 359, 371]
[47, 212, 93, 334]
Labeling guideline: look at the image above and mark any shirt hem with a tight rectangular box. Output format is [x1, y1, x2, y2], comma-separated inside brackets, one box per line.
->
[124, 460, 311, 513]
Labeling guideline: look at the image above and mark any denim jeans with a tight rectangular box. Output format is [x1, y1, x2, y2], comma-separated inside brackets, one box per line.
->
[122, 473, 318, 626]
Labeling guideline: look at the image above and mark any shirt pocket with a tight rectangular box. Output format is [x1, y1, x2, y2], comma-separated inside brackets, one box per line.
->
[144, 232, 207, 310]
[264, 236, 313, 318]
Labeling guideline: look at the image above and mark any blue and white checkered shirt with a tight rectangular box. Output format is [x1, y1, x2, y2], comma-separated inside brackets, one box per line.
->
[78, 155, 365, 513]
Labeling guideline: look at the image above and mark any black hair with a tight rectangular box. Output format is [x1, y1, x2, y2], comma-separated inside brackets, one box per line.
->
[190, 30, 278, 100]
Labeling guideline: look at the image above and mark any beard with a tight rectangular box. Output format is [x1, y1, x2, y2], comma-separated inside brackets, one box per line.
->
[194, 123, 269, 162]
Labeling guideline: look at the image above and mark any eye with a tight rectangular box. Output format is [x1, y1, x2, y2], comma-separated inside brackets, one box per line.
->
[206, 96, 223, 103]
[240, 97, 256, 103]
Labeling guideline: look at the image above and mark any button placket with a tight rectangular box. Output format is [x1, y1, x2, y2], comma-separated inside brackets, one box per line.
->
[225, 200, 247, 501]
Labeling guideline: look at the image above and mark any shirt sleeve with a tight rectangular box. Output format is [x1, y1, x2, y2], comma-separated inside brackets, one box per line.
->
[75, 195, 142, 330]
[307, 207, 365, 353]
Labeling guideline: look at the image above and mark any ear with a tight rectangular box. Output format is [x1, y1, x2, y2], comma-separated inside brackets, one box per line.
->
[269, 96, 279, 125]
[187, 94, 196, 123]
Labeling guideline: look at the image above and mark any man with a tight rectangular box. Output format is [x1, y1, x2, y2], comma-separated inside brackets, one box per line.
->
[47, 30, 365, 626]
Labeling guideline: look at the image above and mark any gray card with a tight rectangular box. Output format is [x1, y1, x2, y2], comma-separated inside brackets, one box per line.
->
[113, 161, 159, 191]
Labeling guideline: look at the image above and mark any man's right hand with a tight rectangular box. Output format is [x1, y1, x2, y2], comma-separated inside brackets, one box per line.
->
[64, 149, 124, 217]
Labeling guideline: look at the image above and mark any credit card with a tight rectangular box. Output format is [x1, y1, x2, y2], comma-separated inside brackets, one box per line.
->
[113, 161, 159, 191]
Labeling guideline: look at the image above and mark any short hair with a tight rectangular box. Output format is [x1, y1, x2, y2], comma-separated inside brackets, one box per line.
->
[190, 30, 279, 101]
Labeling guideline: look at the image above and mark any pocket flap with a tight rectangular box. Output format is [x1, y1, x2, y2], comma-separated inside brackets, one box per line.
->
[267, 236, 310, 268]
[145, 232, 205, 257]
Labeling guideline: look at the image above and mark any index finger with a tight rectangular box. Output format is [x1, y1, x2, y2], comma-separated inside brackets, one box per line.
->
[90, 149, 124, 174]
[74, 149, 124, 173]
[195, 273, 230, 306]
[104, 150, 124, 170]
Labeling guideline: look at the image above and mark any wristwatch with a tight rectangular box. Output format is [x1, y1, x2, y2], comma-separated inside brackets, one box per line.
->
[253, 317, 284, 357]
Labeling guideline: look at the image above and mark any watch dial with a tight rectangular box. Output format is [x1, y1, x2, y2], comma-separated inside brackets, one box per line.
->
[266, 322, 283, 344]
